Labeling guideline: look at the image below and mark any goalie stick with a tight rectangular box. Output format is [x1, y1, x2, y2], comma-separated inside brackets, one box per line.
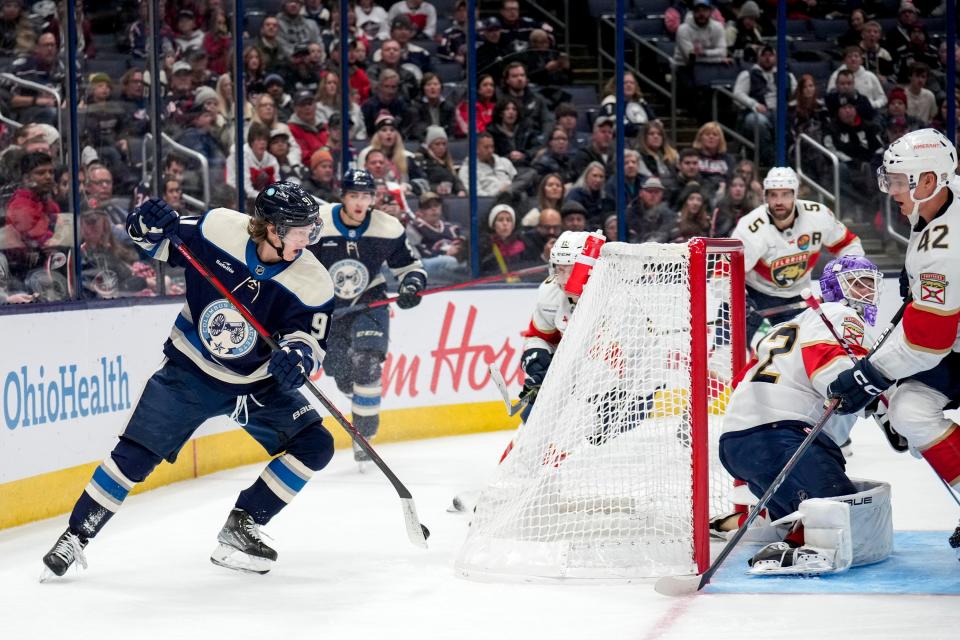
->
[168, 234, 430, 549]
[654, 399, 840, 596]
[800, 289, 960, 508]
[488, 364, 529, 416]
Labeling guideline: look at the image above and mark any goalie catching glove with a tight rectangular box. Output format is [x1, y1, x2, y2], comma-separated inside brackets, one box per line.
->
[268, 344, 314, 391]
[128, 197, 180, 243]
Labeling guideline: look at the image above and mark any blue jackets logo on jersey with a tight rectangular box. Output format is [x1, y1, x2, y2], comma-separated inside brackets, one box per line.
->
[329, 258, 370, 299]
[198, 300, 257, 358]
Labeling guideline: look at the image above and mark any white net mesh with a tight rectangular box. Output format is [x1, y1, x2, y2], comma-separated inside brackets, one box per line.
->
[456, 242, 739, 580]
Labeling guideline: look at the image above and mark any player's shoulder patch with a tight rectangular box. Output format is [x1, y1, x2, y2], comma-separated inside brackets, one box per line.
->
[273, 250, 335, 308]
[840, 314, 866, 348]
[199, 208, 251, 261]
[919, 272, 948, 305]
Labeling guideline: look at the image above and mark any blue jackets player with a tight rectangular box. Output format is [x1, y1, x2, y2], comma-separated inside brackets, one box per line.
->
[308, 169, 427, 468]
[41, 182, 336, 580]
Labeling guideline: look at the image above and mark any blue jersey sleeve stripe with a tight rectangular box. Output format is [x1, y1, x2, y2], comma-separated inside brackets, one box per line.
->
[267, 457, 308, 493]
[92, 466, 131, 502]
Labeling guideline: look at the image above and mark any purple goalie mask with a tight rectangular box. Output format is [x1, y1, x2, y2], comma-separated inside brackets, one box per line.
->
[819, 256, 883, 325]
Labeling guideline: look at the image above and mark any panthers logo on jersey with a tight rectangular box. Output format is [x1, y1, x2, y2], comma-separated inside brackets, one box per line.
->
[770, 253, 810, 288]
[329, 258, 370, 299]
[198, 299, 257, 358]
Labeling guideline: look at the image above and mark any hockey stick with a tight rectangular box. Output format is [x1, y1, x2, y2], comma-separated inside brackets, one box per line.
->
[655, 398, 840, 596]
[800, 289, 960, 508]
[488, 364, 529, 416]
[758, 299, 808, 318]
[168, 234, 430, 549]
[332, 264, 550, 319]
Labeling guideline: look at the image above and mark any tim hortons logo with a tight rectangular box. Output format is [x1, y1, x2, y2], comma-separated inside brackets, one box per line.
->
[919, 272, 947, 304]
[770, 253, 810, 288]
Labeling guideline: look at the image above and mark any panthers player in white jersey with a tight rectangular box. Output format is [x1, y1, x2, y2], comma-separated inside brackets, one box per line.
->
[732, 167, 864, 346]
[720, 256, 887, 574]
[827, 129, 960, 557]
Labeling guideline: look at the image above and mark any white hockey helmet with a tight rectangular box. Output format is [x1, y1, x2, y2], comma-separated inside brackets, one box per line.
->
[878, 128, 957, 222]
[762, 166, 800, 196]
[550, 230, 589, 266]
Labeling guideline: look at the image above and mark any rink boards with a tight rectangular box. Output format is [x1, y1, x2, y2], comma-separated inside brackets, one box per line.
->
[0, 289, 535, 530]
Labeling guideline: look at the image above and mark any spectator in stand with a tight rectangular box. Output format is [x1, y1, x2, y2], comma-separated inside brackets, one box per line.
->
[255, 15, 283, 71]
[567, 161, 614, 228]
[277, 42, 325, 96]
[403, 73, 456, 142]
[5, 151, 58, 252]
[725, 0, 763, 63]
[77, 209, 147, 300]
[243, 46, 266, 93]
[531, 126, 576, 184]
[554, 102, 587, 151]
[559, 200, 588, 232]
[203, 8, 231, 76]
[406, 191, 467, 284]
[600, 72, 654, 139]
[0, 0, 35, 56]
[358, 112, 424, 190]
[823, 95, 885, 215]
[162, 61, 196, 132]
[362, 69, 408, 136]
[602, 214, 624, 243]
[635, 120, 679, 190]
[227, 122, 280, 208]
[605, 148, 646, 211]
[476, 17, 510, 82]
[388, 0, 437, 39]
[489, 97, 540, 167]
[827, 47, 887, 111]
[894, 25, 940, 84]
[81, 73, 130, 189]
[500, 61, 553, 135]
[126, 0, 174, 59]
[629, 176, 675, 243]
[303, 148, 339, 202]
[357, 0, 390, 40]
[119, 68, 150, 140]
[264, 73, 294, 120]
[904, 62, 938, 125]
[459, 131, 517, 196]
[838, 8, 867, 49]
[268, 129, 301, 183]
[439, 0, 470, 65]
[481, 203, 527, 275]
[732, 44, 796, 166]
[368, 38, 420, 101]
[571, 115, 614, 178]
[174, 9, 204, 53]
[322, 111, 355, 170]
[881, 86, 923, 134]
[692, 121, 734, 203]
[673, 0, 728, 68]
[926, 41, 955, 100]
[8, 32, 63, 126]
[364, 148, 391, 182]
[671, 147, 704, 208]
[186, 47, 217, 90]
[859, 20, 895, 86]
[521, 173, 565, 227]
[884, 1, 920, 62]
[382, 14, 431, 75]
[712, 174, 756, 238]
[303, 0, 331, 31]
[177, 103, 227, 178]
[825, 69, 876, 123]
[250, 93, 303, 168]
[520, 206, 562, 263]
[162, 176, 186, 212]
[276, 0, 321, 59]
[664, 0, 724, 37]
[672, 182, 710, 243]
[789, 73, 828, 149]
[523, 28, 571, 87]
[456, 73, 497, 137]
[314, 71, 365, 140]
[498, 0, 553, 52]
[734, 158, 764, 202]
[287, 90, 328, 165]
[82, 164, 129, 228]
[413, 126, 466, 196]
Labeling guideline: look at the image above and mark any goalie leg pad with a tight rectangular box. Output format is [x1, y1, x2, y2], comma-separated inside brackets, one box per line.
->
[830, 478, 893, 566]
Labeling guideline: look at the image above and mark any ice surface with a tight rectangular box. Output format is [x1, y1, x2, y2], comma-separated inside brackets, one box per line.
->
[1, 419, 958, 639]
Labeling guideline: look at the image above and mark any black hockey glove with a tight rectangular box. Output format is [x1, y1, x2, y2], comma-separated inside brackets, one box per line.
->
[520, 347, 552, 400]
[128, 198, 179, 243]
[827, 358, 891, 415]
[396, 274, 426, 309]
[268, 345, 312, 391]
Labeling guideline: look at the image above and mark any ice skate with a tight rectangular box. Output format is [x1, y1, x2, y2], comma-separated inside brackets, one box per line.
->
[40, 529, 88, 582]
[353, 440, 372, 473]
[210, 509, 277, 575]
[949, 522, 960, 562]
[747, 541, 836, 575]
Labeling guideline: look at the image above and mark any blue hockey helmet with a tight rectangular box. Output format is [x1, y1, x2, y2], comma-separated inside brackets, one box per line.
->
[819, 255, 883, 325]
[254, 181, 322, 245]
[341, 168, 377, 195]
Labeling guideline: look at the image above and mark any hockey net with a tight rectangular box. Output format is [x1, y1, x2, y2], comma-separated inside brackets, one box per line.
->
[456, 239, 745, 580]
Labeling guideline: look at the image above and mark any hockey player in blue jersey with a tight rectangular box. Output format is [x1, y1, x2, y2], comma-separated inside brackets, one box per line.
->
[309, 169, 427, 469]
[41, 182, 337, 580]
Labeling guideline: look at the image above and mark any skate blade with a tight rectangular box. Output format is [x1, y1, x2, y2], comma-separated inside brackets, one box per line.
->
[356, 459, 371, 473]
[210, 544, 273, 575]
[39, 566, 59, 583]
